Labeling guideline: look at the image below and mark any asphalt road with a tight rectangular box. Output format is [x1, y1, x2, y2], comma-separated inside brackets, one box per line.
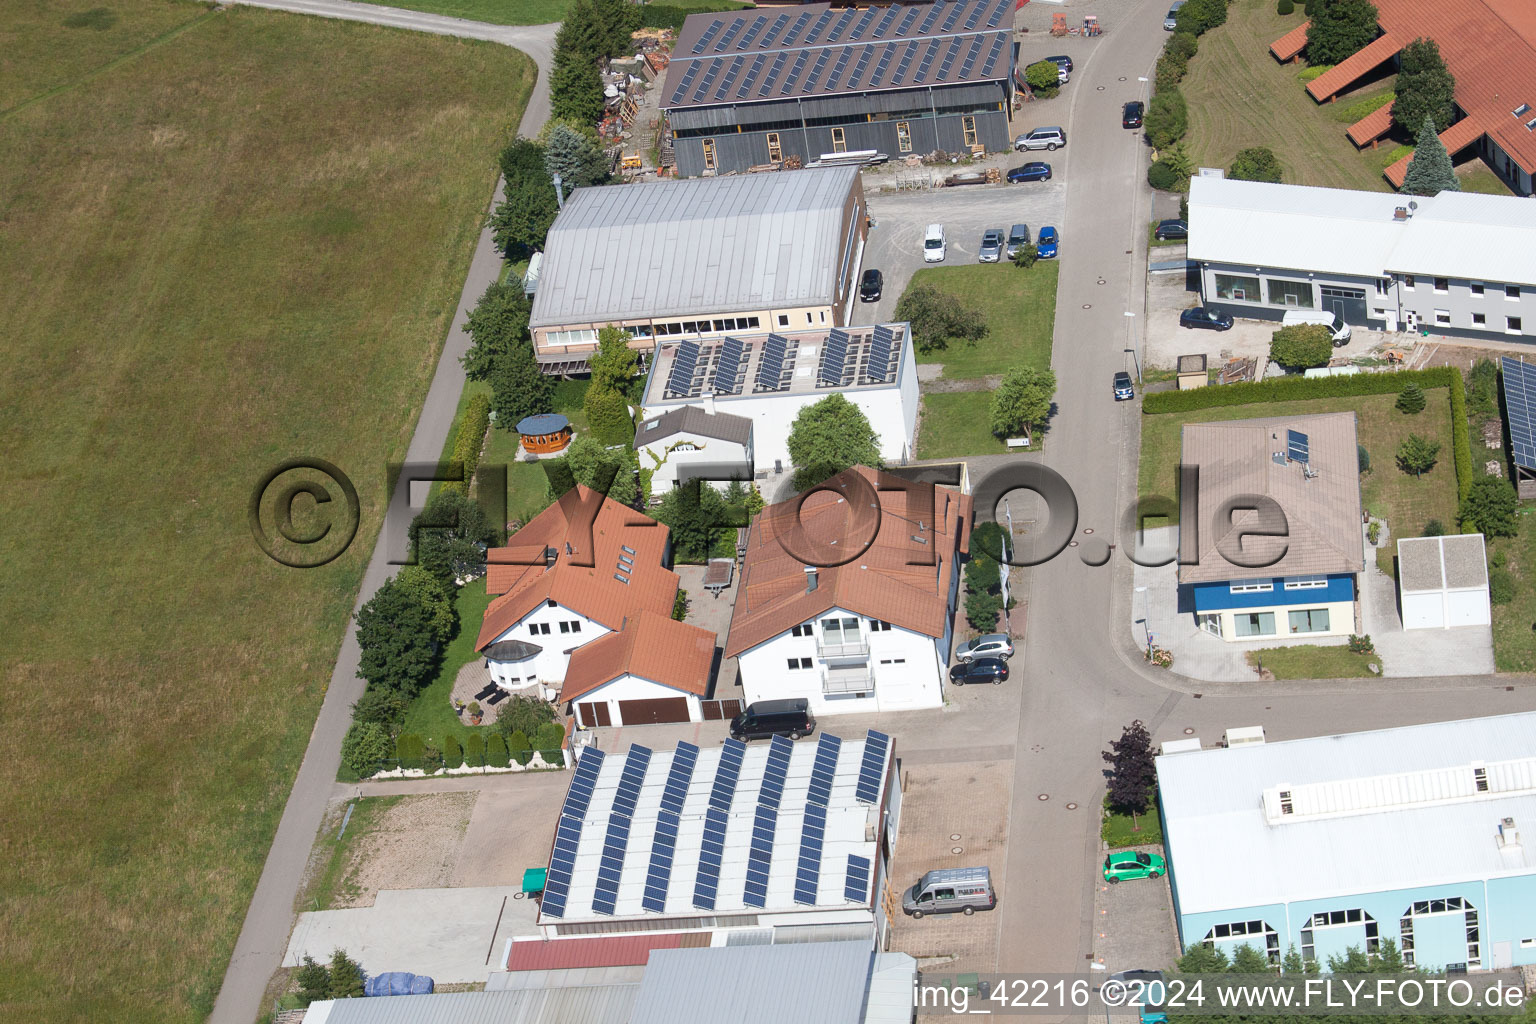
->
[207, 8, 555, 1024]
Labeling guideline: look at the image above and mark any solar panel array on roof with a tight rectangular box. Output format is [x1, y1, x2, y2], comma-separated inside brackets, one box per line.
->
[668, 62, 700, 104]
[738, 15, 767, 49]
[744, 735, 794, 908]
[981, 33, 1007, 76]
[711, 336, 747, 396]
[855, 729, 890, 804]
[1504, 357, 1536, 471]
[819, 328, 851, 386]
[825, 49, 853, 91]
[780, 10, 811, 47]
[844, 853, 872, 903]
[593, 745, 652, 915]
[691, 19, 723, 54]
[665, 340, 702, 398]
[807, 733, 842, 807]
[541, 748, 607, 918]
[642, 741, 697, 912]
[1287, 429, 1311, 465]
[793, 801, 828, 906]
[694, 738, 746, 910]
[863, 325, 896, 384]
[755, 334, 791, 392]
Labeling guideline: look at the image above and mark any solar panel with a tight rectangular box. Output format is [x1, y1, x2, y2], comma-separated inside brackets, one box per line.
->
[855, 729, 889, 804]
[916, 38, 941, 79]
[712, 336, 746, 395]
[708, 738, 746, 811]
[761, 51, 788, 96]
[541, 748, 607, 917]
[737, 15, 768, 49]
[793, 801, 827, 906]
[895, 5, 921, 35]
[916, 3, 943, 34]
[987, 0, 1012, 28]
[844, 854, 872, 903]
[940, 3, 964, 31]
[691, 19, 723, 55]
[593, 745, 652, 914]
[803, 10, 834, 44]
[738, 54, 766, 98]
[755, 333, 790, 391]
[1504, 357, 1536, 470]
[716, 17, 747, 51]
[846, 48, 873, 89]
[692, 806, 729, 910]
[825, 8, 859, 43]
[849, 6, 878, 39]
[981, 34, 1007, 77]
[757, 12, 791, 50]
[802, 49, 832, 92]
[872, 5, 899, 36]
[819, 328, 850, 386]
[890, 40, 919, 86]
[780, 10, 813, 47]
[1287, 429, 1311, 464]
[807, 733, 842, 807]
[692, 62, 720, 103]
[865, 327, 896, 384]
[960, 35, 985, 76]
[715, 55, 746, 101]
[783, 52, 809, 92]
[660, 741, 699, 814]
[743, 802, 775, 908]
[825, 48, 853, 92]
[666, 340, 702, 397]
[669, 62, 701, 105]
[759, 734, 793, 809]
[641, 808, 679, 912]
[963, 0, 986, 30]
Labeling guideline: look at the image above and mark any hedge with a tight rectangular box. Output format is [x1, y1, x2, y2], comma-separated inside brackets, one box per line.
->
[443, 734, 463, 770]
[445, 393, 491, 495]
[486, 733, 509, 768]
[465, 732, 485, 768]
[395, 733, 424, 771]
[1144, 366, 1473, 504]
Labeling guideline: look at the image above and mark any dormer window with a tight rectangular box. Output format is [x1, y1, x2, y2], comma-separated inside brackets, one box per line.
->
[1475, 767, 1489, 792]
[1516, 103, 1531, 117]
[1279, 790, 1294, 815]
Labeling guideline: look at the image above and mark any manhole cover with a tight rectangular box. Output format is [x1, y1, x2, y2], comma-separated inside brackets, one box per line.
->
[1038, 793, 1050, 801]
[952, 846, 964, 854]
[1096, 85, 1105, 91]
[1097, 278, 1106, 285]
[1082, 303, 1092, 309]
[950, 833, 962, 841]
[1069, 540, 1079, 547]
[1118, 76, 1127, 81]
[1184, 727, 1195, 735]
[1066, 802, 1078, 810]
[1083, 528, 1094, 534]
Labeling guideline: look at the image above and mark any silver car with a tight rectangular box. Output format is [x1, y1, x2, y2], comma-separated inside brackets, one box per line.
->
[1014, 126, 1066, 152]
[956, 633, 1015, 662]
[1163, 0, 1185, 30]
[977, 228, 1004, 263]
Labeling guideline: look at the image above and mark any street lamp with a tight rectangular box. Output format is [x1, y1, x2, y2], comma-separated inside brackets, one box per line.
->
[1134, 585, 1152, 657]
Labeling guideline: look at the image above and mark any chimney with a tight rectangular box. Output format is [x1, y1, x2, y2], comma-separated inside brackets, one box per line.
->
[544, 545, 558, 568]
[702, 391, 716, 414]
[805, 566, 819, 593]
[1498, 817, 1521, 850]
[1393, 207, 1409, 221]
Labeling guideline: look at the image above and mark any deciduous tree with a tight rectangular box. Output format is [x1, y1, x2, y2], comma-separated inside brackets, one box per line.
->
[653, 479, 735, 562]
[785, 393, 882, 489]
[1269, 323, 1333, 368]
[1460, 475, 1518, 536]
[462, 280, 532, 382]
[1400, 117, 1461, 197]
[588, 326, 639, 393]
[1174, 0, 1226, 35]
[1102, 719, 1156, 816]
[1024, 60, 1060, 96]
[354, 577, 438, 696]
[990, 365, 1057, 440]
[1304, 0, 1378, 65]
[393, 564, 456, 643]
[410, 488, 499, 590]
[893, 285, 988, 353]
[1144, 89, 1188, 150]
[1228, 146, 1283, 183]
[546, 433, 639, 506]
[1391, 38, 1456, 137]
[488, 338, 555, 429]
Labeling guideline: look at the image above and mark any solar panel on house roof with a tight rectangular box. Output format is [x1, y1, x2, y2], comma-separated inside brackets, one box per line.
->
[802, 49, 832, 91]
[759, 735, 793, 808]
[804, 10, 834, 43]
[864, 327, 895, 384]
[541, 748, 607, 918]
[708, 738, 746, 811]
[855, 730, 889, 804]
[761, 51, 788, 95]
[844, 854, 872, 903]
[783, 52, 809, 91]
[693, 806, 728, 910]
[715, 55, 746, 101]
[660, 742, 698, 814]
[739, 54, 766, 96]
[712, 336, 746, 395]
[666, 340, 702, 397]
[737, 15, 767, 49]
[868, 43, 895, 88]
[743, 801, 775, 908]
[692, 64, 720, 102]
[916, 38, 941, 78]
[895, 5, 921, 34]
[593, 745, 652, 915]
[640, 742, 697, 913]
[872, 5, 899, 35]
[981, 34, 1007, 76]
[1287, 429, 1311, 464]
[715, 17, 747, 50]
[846, 49, 873, 89]
[755, 334, 790, 391]
[669, 62, 700, 104]
[963, 0, 986, 30]
[691, 19, 723, 54]
[793, 801, 827, 906]
[807, 733, 842, 807]
[916, 4, 943, 33]
[824, 48, 852, 91]
[818, 328, 850, 386]
[780, 10, 812, 47]
[1503, 357, 1536, 471]
[890, 40, 919, 85]
[757, 12, 790, 48]
[960, 35, 985, 75]
[941, 3, 964, 31]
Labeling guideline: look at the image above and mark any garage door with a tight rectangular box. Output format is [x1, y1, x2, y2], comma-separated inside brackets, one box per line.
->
[576, 702, 611, 728]
[617, 697, 690, 726]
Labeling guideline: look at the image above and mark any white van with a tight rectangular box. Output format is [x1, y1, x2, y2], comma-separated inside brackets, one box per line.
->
[1282, 308, 1351, 346]
[923, 223, 946, 262]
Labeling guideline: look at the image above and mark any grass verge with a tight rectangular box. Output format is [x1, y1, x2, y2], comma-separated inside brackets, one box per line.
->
[347, 0, 746, 27]
[0, 7, 532, 1021]
[906, 261, 1059, 379]
[1489, 514, 1536, 672]
[917, 392, 1014, 458]
[1102, 796, 1164, 848]
[302, 796, 405, 911]
[397, 585, 498, 754]
[1245, 644, 1376, 679]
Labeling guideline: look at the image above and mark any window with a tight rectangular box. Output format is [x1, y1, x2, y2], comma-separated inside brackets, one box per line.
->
[1229, 579, 1274, 593]
[1507, 284, 1521, 299]
[806, 312, 814, 324]
[778, 314, 789, 327]
[791, 623, 812, 637]
[702, 138, 716, 171]
[1376, 278, 1390, 297]
[878, 657, 906, 664]
[1203, 921, 1281, 964]
[830, 127, 846, 154]
[1474, 766, 1489, 792]
[1509, 316, 1524, 335]
[1473, 312, 1487, 326]
[1435, 309, 1451, 325]
[1278, 790, 1294, 815]
[1471, 282, 1485, 296]
[896, 120, 912, 153]
[787, 657, 812, 670]
[819, 310, 826, 323]
[1434, 277, 1449, 293]
[766, 132, 782, 162]
[1283, 575, 1326, 590]
[558, 620, 582, 634]
[1235, 612, 1276, 637]
[962, 115, 977, 147]
[868, 619, 892, 632]
[1267, 278, 1314, 308]
[1214, 273, 1260, 302]
[1288, 608, 1330, 633]
[530, 622, 551, 635]
[1404, 275, 1416, 289]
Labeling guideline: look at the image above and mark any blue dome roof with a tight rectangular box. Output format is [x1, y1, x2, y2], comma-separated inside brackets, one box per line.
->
[516, 412, 570, 434]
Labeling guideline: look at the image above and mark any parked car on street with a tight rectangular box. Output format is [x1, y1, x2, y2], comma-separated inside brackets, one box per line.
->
[859, 268, 883, 301]
[1122, 101, 1144, 128]
[949, 658, 1009, 685]
[1103, 850, 1167, 883]
[1007, 162, 1052, 183]
[956, 633, 1015, 662]
[1014, 126, 1066, 151]
[1005, 223, 1032, 259]
[1163, 0, 1185, 30]
[978, 228, 1004, 262]
[1113, 370, 1135, 401]
[1035, 225, 1058, 258]
[1154, 218, 1187, 240]
[1044, 54, 1073, 73]
[1179, 306, 1234, 331]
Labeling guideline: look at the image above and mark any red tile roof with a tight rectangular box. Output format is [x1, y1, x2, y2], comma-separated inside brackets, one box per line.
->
[1347, 103, 1395, 146]
[1306, 31, 1404, 102]
[476, 485, 679, 650]
[1270, 20, 1310, 62]
[560, 610, 717, 702]
[1385, 114, 1489, 185]
[723, 466, 972, 658]
[505, 932, 708, 972]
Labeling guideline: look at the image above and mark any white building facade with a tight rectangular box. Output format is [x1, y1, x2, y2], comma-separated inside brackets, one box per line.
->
[481, 602, 608, 691]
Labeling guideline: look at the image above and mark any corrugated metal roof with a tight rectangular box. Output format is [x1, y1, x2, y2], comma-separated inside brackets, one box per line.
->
[866, 953, 920, 1024]
[505, 932, 706, 972]
[303, 985, 640, 1024]
[663, 0, 1013, 111]
[1157, 712, 1536, 916]
[628, 941, 873, 1024]
[529, 168, 858, 329]
[1189, 176, 1536, 283]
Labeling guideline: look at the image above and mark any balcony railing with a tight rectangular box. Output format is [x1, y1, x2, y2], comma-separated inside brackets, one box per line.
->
[816, 636, 869, 659]
[822, 664, 874, 695]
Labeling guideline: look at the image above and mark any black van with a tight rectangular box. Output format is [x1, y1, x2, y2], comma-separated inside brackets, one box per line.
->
[729, 698, 816, 741]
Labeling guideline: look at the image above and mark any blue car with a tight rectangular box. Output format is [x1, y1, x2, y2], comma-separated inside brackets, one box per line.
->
[1036, 225, 1058, 258]
[1179, 306, 1234, 331]
[1007, 161, 1052, 183]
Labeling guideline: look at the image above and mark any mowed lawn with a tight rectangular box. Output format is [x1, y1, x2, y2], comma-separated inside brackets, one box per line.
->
[1138, 391, 1460, 535]
[354, 0, 748, 27]
[0, 5, 532, 1022]
[1181, 0, 1396, 192]
[910, 261, 1058, 379]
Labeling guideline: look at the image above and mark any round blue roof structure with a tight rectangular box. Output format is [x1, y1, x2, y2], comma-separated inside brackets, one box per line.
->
[516, 412, 570, 435]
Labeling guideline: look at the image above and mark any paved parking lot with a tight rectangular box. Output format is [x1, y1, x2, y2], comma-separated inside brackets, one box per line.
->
[1091, 843, 1181, 979]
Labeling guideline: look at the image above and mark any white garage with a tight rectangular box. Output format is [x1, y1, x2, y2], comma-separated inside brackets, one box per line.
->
[1397, 535, 1491, 630]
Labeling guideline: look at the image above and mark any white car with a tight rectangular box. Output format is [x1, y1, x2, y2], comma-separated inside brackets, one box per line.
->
[956, 633, 1016, 662]
[923, 223, 947, 262]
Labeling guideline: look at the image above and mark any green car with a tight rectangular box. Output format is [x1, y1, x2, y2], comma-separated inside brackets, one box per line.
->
[1103, 850, 1166, 883]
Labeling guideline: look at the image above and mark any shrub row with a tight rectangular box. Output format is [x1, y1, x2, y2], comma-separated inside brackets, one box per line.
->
[387, 731, 563, 771]
[444, 393, 491, 495]
[1143, 366, 1474, 505]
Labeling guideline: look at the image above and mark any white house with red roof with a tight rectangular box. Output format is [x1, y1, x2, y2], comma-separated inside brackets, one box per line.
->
[561, 611, 718, 727]
[476, 486, 680, 696]
[724, 467, 971, 716]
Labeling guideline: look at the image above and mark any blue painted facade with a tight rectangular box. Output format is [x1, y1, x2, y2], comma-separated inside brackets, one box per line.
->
[1173, 876, 1536, 970]
[1191, 574, 1355, 613]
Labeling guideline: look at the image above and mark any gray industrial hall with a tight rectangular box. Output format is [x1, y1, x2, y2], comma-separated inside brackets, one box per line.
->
[663, 0, 1018, 178]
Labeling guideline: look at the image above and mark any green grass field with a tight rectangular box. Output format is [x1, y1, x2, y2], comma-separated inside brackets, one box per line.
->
[1245, 645, 1376, 678]
[916, 392, 1014, 459]
[1490, 515, 1536, 672]
[908, 260, 1059, 380]
[349, 0, 748, 27]
[0, 4, 532, 1020]
[1138, 391, 1460, 536]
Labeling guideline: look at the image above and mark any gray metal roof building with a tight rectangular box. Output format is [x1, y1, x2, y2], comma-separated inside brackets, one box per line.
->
[530, 167, 860, 330]
[663, 0, 1017, 177]
[636, 405, 754, 446]
[303, 984, 640, 1024]
[628, 940, 876, 1024]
